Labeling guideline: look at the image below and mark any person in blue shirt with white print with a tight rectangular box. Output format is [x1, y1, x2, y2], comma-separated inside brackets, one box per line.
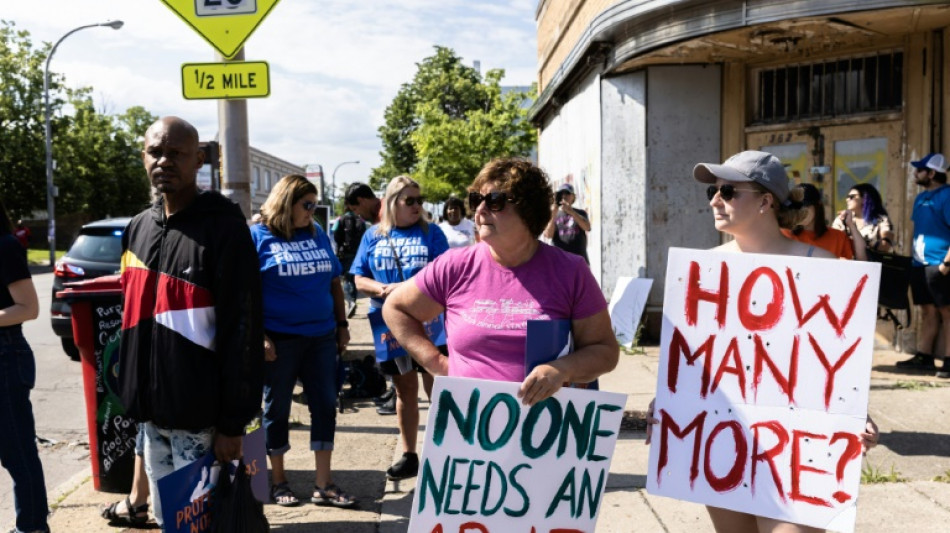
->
[350, 175, 449, 480]
[251, 174, 356, 508]
[900, 153, 950, 378]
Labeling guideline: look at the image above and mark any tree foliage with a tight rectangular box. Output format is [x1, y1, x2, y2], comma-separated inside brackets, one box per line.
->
[370, 46, 537, 200]
[0, 21, 154, 221]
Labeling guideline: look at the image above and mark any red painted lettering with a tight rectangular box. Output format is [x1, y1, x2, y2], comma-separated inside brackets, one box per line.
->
[789, 430, 831, 507]
[737, 267, 784, 331]
[808, 333, 861, 409]
[829, 432, 862, 503]
[703, 421, 747, 492]
[750, 420, 789, 500]
[686, 261, 729, 328]
[657, 409, 707, 487]
[786, 268, 868, 336]
[667, 327, 714, 396]
[711, 337, 747, 400]
[459, 522, 489, 533]
[752, 334, 798, 404]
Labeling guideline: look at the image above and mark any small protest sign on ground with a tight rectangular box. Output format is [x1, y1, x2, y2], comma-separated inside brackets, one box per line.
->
[409, 377, 626, 533]
[608, 277, 654, 348]
[647, 248, 880, 532]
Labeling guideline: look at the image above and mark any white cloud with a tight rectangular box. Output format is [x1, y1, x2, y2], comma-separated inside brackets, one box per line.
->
[6, 0, 537, 179]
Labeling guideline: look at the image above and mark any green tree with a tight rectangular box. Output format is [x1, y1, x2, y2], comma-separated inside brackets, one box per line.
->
[370, 46, 536, 199]
[0, 21, 154, 221]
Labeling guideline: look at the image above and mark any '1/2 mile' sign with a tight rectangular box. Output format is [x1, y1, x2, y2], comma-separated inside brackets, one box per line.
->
[181, 61, 270, 100]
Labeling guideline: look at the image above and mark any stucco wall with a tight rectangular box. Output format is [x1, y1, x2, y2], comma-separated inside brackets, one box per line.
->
[601, 71, 647, 301]
[644, 65, 722, 324]
[538, 71, 604, 287]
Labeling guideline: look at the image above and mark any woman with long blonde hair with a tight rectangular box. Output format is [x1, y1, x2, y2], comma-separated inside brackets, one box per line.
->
[350, 175, 449, 480]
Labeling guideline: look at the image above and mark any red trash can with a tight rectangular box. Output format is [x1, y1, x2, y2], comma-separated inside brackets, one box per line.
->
[57, 275, 135, 493]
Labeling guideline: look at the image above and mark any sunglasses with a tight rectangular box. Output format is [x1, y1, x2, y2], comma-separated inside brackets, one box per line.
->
[468, 191, 515, 212]
[301, 201, 318, 211]
[401, 195, 426, 207]
[706, 184, 765, 202]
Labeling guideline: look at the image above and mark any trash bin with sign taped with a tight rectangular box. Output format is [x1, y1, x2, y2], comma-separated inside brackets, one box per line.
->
[57, 274, 135, 493]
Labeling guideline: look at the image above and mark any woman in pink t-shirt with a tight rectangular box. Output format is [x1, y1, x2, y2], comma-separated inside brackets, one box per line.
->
[383, 158, 619, 405]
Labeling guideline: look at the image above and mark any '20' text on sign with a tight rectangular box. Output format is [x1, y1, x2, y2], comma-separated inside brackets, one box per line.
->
[181, 61, 270, 100]
[647, 248, 880, 533]
[410, 377, 626, 533]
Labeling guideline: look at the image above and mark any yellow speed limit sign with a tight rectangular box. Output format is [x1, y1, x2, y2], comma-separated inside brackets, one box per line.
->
[181, 61, 270, 100]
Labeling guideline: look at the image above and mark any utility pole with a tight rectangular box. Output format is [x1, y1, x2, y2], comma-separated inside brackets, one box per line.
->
[216, 48, 252, 218]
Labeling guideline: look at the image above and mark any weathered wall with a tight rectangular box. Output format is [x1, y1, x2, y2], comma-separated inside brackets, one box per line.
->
[644, 65, 722, 334]
[600, 71, 647, 301]
[538, 71, 604, 286]
[536, 0, 616, 90]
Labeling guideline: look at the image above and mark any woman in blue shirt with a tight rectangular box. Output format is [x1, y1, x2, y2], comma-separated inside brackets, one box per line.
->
[351, 175, 449, 481]
[252, 175, 355, 508]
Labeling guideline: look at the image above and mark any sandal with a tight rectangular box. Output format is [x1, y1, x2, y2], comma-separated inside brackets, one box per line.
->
[270, 482, 300, 507]
[311, 483, 357, 508]
[100, 496, 149, 526]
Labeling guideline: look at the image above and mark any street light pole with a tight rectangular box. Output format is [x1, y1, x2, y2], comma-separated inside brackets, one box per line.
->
[44, 20, 123, 266]
[331, 160, 359, 209]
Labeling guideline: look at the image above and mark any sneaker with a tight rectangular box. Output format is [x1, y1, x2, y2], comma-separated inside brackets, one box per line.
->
[895, 353, 936, 370]
[374, 386, 395, 405]
[376, 394, 396, 415]
[387, 452, 419, 480]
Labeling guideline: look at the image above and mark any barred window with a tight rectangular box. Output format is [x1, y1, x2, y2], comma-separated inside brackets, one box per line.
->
[755, 51, 902, 123]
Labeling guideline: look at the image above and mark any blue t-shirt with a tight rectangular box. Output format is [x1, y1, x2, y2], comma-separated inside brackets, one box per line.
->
[251, 223, 342, 336]
[350, 223, 449, 311]
[912, 185, 950, 266]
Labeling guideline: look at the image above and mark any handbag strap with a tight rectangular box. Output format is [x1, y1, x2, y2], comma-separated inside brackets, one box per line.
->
[385, 234, 407, 282]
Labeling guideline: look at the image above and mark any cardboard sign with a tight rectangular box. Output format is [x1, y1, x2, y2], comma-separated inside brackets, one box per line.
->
[368, 311, 446, 362]
[158, 429, 268, 532]
[647, 248, 880, 532]
[608, 277, 653, 348]
[409, 377, 626, 533]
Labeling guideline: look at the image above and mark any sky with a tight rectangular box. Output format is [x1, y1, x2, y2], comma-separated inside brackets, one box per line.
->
[5, 0, 539, 185]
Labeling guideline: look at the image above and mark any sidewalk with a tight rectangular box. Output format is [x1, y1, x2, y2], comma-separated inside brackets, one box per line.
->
[44, 303, 950, 532]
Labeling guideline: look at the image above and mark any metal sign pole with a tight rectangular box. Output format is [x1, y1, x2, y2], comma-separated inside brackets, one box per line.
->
[216, 48, 252, 218]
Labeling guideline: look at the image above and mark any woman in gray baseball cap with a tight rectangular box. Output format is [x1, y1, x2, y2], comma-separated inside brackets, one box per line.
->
[647, 150, 879, 533]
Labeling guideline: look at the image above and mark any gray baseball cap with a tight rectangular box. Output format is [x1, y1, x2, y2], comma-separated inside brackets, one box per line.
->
[693, 150, 790, 203]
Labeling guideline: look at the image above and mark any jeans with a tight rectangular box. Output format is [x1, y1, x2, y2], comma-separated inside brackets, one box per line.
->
[142, 422, 214, 528]
[0, 328, 49, 533]
[263, 331, 339, 454]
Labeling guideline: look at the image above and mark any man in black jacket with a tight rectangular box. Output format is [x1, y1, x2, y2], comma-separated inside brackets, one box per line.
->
[117, 116, 264, 528]
[334, 183, 380, 316]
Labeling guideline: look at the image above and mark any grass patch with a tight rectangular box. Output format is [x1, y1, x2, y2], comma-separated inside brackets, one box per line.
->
[861, 460, 904, 484]
[26, 248, 64, 266]
[618, 324, 647, 356]
[933, 470, 950, 483]
[893, 380, 944, 391]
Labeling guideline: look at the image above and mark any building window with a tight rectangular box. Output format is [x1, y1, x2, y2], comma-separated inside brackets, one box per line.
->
[253, 167, 261, 193]
[265, 170, 272, 192]
[754, 51, 902, 124]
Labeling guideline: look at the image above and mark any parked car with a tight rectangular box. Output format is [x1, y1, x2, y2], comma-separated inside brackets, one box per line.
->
[51, 217, 130, 360]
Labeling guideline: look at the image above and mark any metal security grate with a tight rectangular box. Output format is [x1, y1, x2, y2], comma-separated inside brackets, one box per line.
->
[755, 51, 903, 123]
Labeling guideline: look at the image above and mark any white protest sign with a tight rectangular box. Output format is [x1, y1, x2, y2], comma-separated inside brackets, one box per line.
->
[410, 377, 626, 533]
[647, 248, 880, 533]
[608, 277, 654, 348]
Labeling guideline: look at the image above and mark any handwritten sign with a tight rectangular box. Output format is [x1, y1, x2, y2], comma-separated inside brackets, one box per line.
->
[409, 377, 626, 533]
[92, 300, 137, 492]
[647, 248, 880, 532]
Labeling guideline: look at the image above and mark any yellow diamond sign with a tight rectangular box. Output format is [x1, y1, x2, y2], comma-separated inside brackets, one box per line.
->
[161, 0, 281, 58]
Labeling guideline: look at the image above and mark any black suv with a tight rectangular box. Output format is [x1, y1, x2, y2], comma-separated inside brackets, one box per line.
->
[51, 217, 130, 360]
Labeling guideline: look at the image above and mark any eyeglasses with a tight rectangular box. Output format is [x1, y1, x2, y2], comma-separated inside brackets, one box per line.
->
[846, 193, 860, 200]
[301, 201, 318, 211]
[468, 191, 515, 212]
[706, 184, 765, 201]
[401, 195, 425, 207]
